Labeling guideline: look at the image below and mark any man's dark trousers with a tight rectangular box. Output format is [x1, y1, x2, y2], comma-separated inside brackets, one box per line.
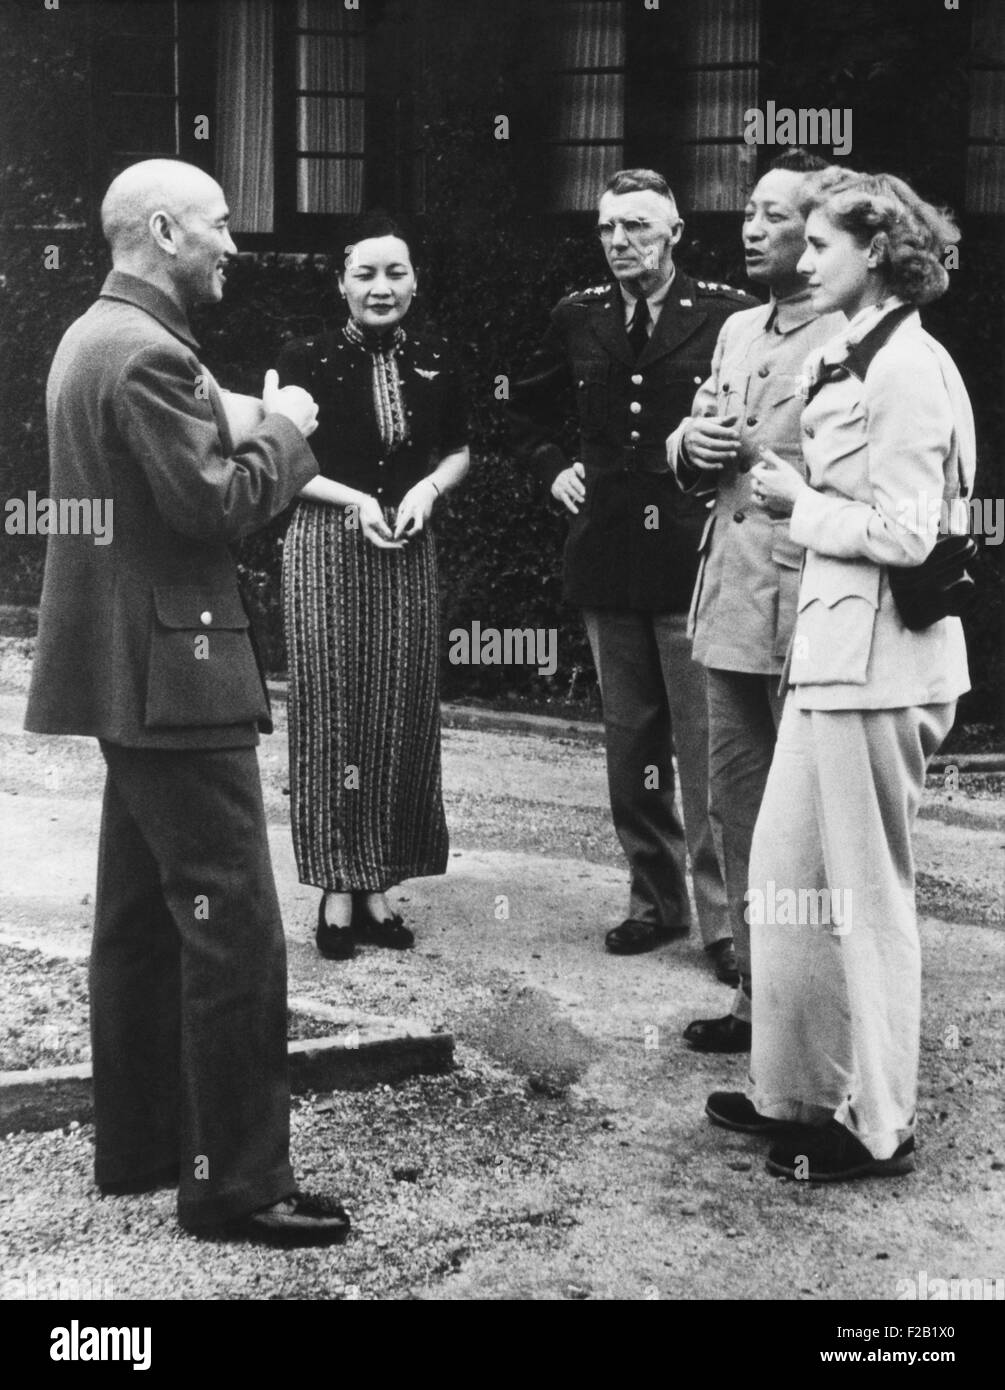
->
[93, 742, 296, 1230]
[584, 609, 725, 940]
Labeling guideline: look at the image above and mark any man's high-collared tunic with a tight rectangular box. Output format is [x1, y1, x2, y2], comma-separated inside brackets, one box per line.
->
[668, 290, 845, 670]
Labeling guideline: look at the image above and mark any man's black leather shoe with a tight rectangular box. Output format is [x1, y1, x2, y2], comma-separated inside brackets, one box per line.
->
[705, 1091, 798, 1134]
[98, 1164, 180, 1196]
[605, 919, 688, 955]
[316, 895, 355, 960]
[706, 938, 740, 986]
[683, 1013, 752, 1053]
[227, 1193, 351, 1247]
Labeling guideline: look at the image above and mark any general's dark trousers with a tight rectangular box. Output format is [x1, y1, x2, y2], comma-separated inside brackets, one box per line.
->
[583, 609, 729, 947]
[705, 670, 787, 1021]
[92, 742, 296, 1229]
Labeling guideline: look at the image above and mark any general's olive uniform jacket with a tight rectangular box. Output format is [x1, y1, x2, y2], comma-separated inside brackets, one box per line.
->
[667, 291, 845, 671]
[24, 271, 318, 748]
[509, 271, 756, 611]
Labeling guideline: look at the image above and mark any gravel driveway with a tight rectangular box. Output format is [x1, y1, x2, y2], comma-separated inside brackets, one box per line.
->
[1, 637, 1003, 1305]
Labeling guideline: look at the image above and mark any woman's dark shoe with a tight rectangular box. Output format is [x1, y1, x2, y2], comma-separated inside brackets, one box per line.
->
[316, 894, 356, 960]
[766, 1120, 916, 1181]
[351, 894, 415, 949]
[705, 1091, 801, 1134]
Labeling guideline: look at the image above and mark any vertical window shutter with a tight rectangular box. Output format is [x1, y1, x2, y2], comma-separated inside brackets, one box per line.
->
[216, 0, 275, 233]
[547, 0, 626, 212]
[674, 0, 759, 213]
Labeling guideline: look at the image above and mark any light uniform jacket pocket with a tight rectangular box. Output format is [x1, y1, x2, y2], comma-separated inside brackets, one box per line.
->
[789, 556, 881, 686]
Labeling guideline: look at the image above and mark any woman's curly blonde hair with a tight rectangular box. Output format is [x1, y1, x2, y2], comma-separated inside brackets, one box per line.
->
[800, 168, 960, 306]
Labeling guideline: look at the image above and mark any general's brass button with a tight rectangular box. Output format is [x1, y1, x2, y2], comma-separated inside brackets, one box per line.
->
[629, 430, 641, 441]
[694, 376, 702, 384]
[631, 373, 643, 385]
[733, 511, 746, 523]
[629, 401, 642, 414]
[200, 611, 212, 625]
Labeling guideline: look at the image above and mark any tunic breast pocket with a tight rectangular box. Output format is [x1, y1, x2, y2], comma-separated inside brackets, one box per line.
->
[575, 362, 609, 435]
[145, 585, 268, 729]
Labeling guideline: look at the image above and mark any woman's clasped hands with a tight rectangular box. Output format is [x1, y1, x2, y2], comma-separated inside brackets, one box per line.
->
[392, 476, 439, 541]
[355, 476, 439, 549]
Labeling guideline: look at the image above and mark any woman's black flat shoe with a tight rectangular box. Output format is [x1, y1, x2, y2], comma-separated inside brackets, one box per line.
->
[351, 896, 414, 949]
[316, 895, 356, 960]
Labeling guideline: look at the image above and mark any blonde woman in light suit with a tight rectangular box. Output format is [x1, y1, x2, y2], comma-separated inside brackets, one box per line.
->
[704, 170, 975, 1181]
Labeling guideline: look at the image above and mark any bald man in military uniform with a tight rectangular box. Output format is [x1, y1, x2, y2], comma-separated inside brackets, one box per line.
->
[26, 159, 349, 1245]
[510, 169, 756, 976]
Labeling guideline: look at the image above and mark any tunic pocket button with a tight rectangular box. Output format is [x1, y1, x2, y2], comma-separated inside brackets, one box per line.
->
[200, 611, 212, 625]
[629, 401, 642, 414]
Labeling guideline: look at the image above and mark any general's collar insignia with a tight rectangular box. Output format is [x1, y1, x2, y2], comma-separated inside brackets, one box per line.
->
[414, 366, 440, 379]
[679, 298, 693, 307]
[570, 283, 611, 303]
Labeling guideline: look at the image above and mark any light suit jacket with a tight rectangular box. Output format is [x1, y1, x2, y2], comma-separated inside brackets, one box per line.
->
[786, 303, 973, 710]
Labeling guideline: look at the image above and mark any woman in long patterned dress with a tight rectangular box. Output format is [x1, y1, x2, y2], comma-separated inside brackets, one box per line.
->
[278, 215, 469, 960]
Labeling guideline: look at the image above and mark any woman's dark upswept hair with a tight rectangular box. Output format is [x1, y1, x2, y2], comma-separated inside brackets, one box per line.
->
[800, 168, 960, 305]
[340, 210, 417, 270]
